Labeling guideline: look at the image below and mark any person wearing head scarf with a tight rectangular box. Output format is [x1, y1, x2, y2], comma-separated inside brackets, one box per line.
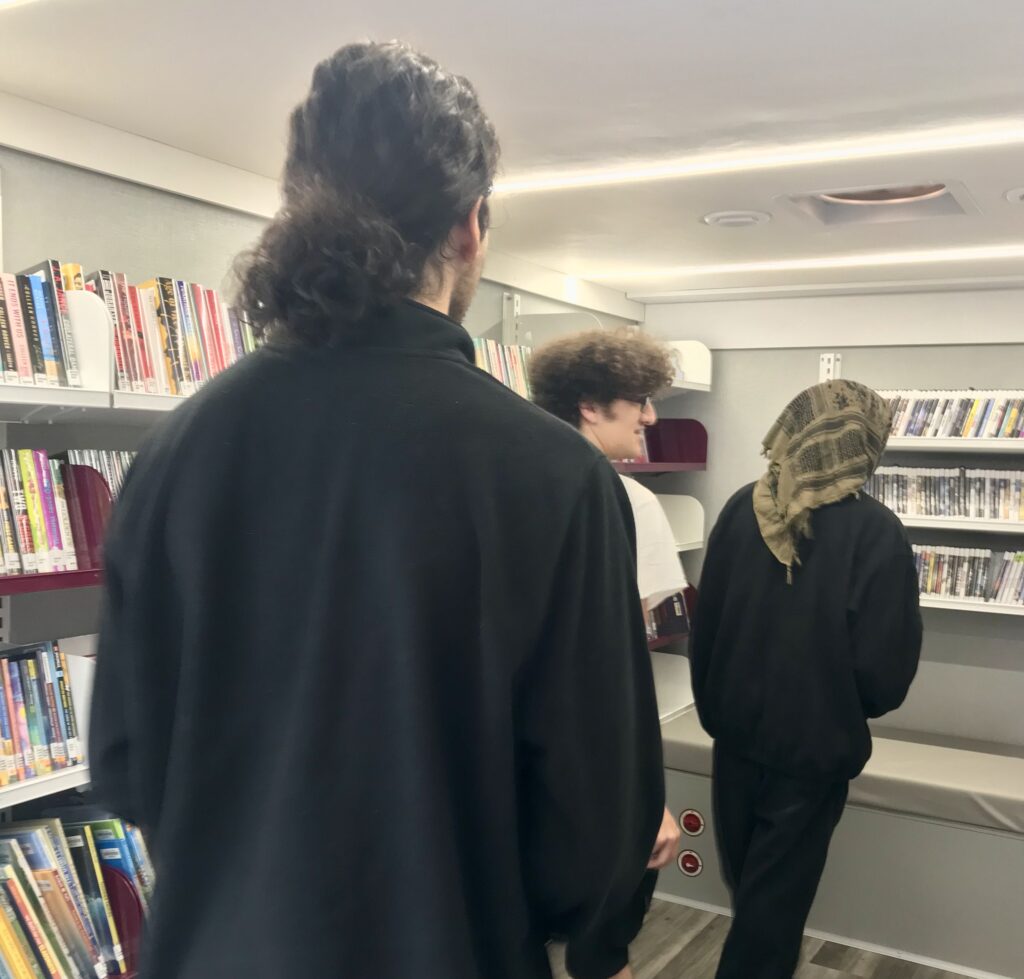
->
[689, 380, 922, 979]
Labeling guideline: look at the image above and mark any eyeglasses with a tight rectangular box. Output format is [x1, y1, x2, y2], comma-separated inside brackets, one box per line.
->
[624, 395, 654, 411]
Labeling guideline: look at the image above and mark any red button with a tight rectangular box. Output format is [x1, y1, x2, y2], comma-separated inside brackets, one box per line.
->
[678, 850, 703, 877]
[680, 810, 704, 836]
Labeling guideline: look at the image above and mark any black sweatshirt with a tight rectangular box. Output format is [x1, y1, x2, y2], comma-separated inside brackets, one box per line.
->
[89, 301, 663, 979]
[690, 484, 922, 780]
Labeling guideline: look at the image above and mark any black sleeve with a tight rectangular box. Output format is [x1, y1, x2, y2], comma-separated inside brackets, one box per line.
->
[89, 486, 144, 828]
[517, 460, 663, 979]
[849, 543, 923, 718]
[687, 506, 731, 730]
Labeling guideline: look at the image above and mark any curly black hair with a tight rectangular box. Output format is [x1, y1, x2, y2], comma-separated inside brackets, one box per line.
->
[529, 330, 675, 427]
[235, 41, 500, 346]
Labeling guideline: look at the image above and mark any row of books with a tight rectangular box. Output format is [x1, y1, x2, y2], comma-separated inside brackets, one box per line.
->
[0, 643, 83, 786]
[0, 450, 130, 577]
[0, 259, 259, 398]
[472, 339, 532, 399]
[645, 590, 691, 642]
[64, 453, 133, 504]
[880, 390, 1024, 440]
[868, 467, 1024, 521]
[0, 812, 152, 977]
[80, 267, 258, 397]
[913, 545, 1024, 606]
[0, 264, 83, 389]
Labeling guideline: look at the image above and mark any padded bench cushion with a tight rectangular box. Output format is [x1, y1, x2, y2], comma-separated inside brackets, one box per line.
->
[662, 708, 1024, 835]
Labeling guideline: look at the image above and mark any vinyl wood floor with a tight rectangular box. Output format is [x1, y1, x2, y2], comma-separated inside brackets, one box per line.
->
[548, 899, 973, 979]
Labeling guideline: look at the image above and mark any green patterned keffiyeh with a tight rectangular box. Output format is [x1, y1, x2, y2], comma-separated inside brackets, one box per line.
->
[753, 380, 892, 581]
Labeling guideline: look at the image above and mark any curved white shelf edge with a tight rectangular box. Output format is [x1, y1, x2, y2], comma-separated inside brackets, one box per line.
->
[676, 540, 704, 553]
[0, 765, 89, 809]
[919, 596, 1024, 616]
[664, 340, 712, 393]
[887, 438, 1024, 454]
[900, 516, 1024, 533]
[656, 495, 705, 556]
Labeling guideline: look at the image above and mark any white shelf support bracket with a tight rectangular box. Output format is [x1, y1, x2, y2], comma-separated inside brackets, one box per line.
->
[501, 291, 522, 346]
[819, 352, 843, 383]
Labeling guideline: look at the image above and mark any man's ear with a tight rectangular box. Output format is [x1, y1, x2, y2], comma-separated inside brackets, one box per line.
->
[450, 198, 484, 264]
[579, 400, 603, 425]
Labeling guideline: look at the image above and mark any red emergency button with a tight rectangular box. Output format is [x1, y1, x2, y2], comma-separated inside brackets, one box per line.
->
[678, 850, 703, 877]
[680, 809, 705, 836]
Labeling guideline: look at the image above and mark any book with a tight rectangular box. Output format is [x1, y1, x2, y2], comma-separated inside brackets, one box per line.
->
[73, 824, 146, 916]
[5, 663, 34, 781]
[134, 288, 166, 395]
[173, 280, 204, 389]
[0, 288, 19, 386]
[0, 879, 47, 979]
[49, 646, 82, 768]
[32, 455, 66, 573]
[20, 263, 80, 388]
[0, 480, 23, 576]
[59, 267, 85, 295]
[83, 273, 127, 394]
[0, 668, 15, 788]
[17, 453, 52, 574]
[15, 277, 48, 388]
[16, 660, 51, 777]
[58, 828, 121, 979]
[0, 276, 34, 387]
[138, 279, 184, 396]
[123, 286, 156, 395]
[108, 276, 142, 395]
[26, 278, 63, 388]
[0, 864, 62, 979]
[32, 650, 66, 772]
[4, 453, 38, 576]
[47, 466, 77, 574]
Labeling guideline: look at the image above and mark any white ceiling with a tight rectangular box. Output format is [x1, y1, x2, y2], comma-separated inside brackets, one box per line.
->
[3, 0, 1024, 297]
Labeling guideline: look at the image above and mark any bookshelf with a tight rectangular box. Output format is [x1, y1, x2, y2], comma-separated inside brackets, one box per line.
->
[887, 438, 1024, 454]
[0, 765, 90, 808]
[920, 596, 1024, 616]
[899, 516, 1024, 534]
[615, 461, 706, 474]
[663, 341, 712, 394]
[0, 569, 103, 597]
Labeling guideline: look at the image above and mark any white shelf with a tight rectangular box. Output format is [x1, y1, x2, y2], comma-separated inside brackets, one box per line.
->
[663, 341, 712, 393]
[676, 540, 704, 552]
[111, 392, 186, 413]
[919, 596, 1024, 616]
[887, 438, 1024, 454]
[900, 516, 1024, 534]
[0, 385, 111, 424]
[657, 495, 705, 555]
[0, 765, 89, 809]
[651, 651, 694, 723]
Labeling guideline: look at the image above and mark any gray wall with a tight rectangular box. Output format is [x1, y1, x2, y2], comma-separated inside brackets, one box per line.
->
[650, 342, 1024, 747]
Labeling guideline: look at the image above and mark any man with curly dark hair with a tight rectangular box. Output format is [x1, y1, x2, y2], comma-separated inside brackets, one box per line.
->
[90, 41, 663, 979]
[531, 330, 689, 880]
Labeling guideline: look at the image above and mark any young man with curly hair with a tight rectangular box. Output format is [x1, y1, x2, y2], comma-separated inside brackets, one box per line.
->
[90, 42, 662, 979]
[530, 330, 688, 879]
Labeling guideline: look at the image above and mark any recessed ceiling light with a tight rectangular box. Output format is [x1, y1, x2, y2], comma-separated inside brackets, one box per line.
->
[702, 210, 771, 228]
[494, 120, 1024, 195]
[1006, 187, 1024, 204]
[0, 0, 48, 8]
[816, 184, 948, 206]
[586, 243, 1024, 281]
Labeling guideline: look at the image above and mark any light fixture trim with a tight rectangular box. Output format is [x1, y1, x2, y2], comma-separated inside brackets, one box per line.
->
[701, 210, 772, 228]
[816, 184, 948, 206]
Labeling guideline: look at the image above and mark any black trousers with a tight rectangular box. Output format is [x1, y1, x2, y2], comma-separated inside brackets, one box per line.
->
[712, 743, 849, 979]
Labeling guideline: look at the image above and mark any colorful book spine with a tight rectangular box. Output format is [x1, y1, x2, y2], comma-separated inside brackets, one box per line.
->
[84, 273, 128, 394]
[4, 453, 38, 575]
[191, 284, 222, 377]
[173, 280, 205, 387]
[226, 306, 246, 362]
[32, 454, 65, 573]
[50, 645, 82, 767]
[26, 277, 62, 388]
[0, 480, 23, 575]
[47, 466, 77, 574]
[33, 651, 66, 772]
[21, 262, 80, 388]
[142, 279, 184, 395]
[0, 871, 61, 979]
[125, 285, 157, 394]
[1, 666, 26, 783]
[16, 661, 51, 777]
[17, 453, 51, 574]
[0, 288, 19, 385]
[0, 883, 44, 979]
[60, 266, 85, 294]
[109, 275, 142, 394]
[135, 287, 167, 395]
[0, 669, 15, 788]
[15, 276, 48, 388]
[5, 662, 35, 780]
[0, 275, 34, 386]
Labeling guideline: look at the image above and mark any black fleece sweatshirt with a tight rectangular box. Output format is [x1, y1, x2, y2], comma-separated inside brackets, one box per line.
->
[690, 484, 922, 780]
[89, 300, 663, 979]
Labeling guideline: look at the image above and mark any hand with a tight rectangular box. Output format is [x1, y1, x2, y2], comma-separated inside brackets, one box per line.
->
[608, 967, 634, 979]
[647, 806, 681, 870]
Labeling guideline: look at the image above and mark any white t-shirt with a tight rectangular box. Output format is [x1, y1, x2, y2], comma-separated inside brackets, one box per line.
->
[619, 475, 688, 608]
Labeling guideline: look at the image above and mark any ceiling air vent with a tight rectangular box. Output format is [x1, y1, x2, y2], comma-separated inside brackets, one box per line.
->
[783, 181, 974, 227]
